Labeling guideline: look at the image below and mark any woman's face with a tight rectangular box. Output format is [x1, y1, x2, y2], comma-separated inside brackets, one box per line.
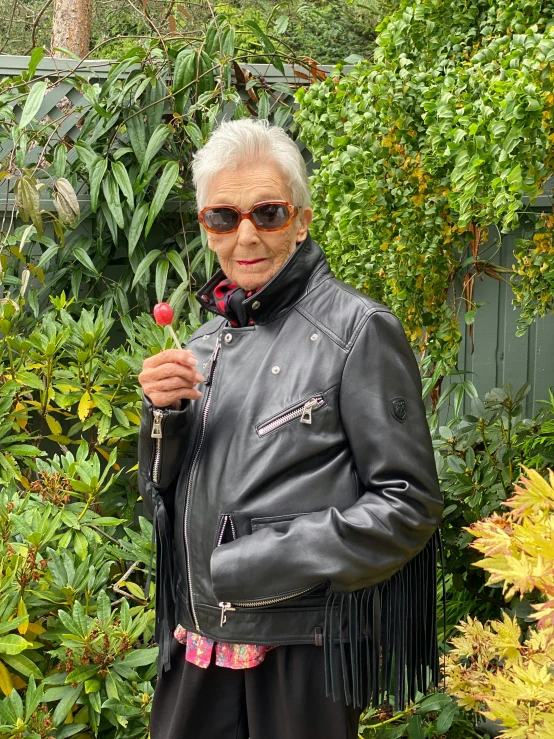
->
[202, 161, 313, 291]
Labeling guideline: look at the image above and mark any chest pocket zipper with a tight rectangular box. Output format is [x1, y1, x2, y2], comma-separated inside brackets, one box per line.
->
[256, 395, 326, 437]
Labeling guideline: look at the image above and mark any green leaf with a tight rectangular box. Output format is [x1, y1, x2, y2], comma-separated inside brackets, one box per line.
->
[73, 246, 99, 275]
[131, 249, 162, 289]
[166, 250, 189, 286]
[407, 714, 424, 739]
[51, 684, 83, 726]
[65, 664, 100, 683]
[0, 634, 34, 655]
[15, 370, 44, 390]
[126, 109, 146, 161]
[0, 616, 30, 636]
[114, 647, 158, 667]
[102, 173, 124, 229]
[416, 691, 452, 713]
[258, 91, 270, 120]
[139, 124, 171, 178]
[244, 20, 275, 53]
[128, 201, 149, 256]
[27, 47, 45, 77]
[96, 590, 111, 625]
[155, 259, 170, 302]
[53, 144, 67, 178]
[145, 161, 179, 236]
[435, 701, 458, 733]
[112, 160, 134, 209]
[19, 80, 47, 127]
[89, 157, 107, 212]
[1, 652, 43, 679]
[101, 698, 142, 717]
[274, 15, 289, 35]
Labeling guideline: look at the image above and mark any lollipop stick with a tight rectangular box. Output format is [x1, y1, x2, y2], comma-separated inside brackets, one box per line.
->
[168, 325, 181, 349]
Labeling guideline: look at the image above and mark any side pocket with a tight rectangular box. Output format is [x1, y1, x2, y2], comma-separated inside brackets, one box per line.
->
[251, 512, 310, 534]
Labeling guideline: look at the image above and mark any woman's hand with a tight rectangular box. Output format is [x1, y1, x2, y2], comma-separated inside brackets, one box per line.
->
[138, 349, 204, 410]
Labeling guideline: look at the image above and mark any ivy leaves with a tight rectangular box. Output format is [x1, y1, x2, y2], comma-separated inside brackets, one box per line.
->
[296, 0, 554, 378]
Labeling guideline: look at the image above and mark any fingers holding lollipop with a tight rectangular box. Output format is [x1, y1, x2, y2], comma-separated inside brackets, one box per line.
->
[137, 303, 204, 409]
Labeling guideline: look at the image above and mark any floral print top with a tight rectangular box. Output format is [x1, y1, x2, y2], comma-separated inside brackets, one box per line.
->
[174, 624, 277, 669]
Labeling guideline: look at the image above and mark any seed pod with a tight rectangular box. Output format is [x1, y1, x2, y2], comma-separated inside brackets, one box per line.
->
[53, 177, 80, 224]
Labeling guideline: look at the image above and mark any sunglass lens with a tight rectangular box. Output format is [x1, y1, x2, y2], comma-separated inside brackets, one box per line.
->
[252, 203, 290, 230]
[203, 207, 239, 233]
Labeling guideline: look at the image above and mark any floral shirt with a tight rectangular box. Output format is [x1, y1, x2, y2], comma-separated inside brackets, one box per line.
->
[174, 624, 277, 669]
[173, 276, 279, 669]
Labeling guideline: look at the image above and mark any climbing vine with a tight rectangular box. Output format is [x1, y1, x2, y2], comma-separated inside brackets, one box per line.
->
[295, 0, 554, 384]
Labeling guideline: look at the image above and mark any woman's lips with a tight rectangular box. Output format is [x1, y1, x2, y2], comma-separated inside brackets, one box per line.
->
[236, 258, 267, 265]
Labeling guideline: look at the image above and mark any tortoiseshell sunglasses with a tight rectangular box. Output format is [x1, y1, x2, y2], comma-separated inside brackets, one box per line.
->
[198, 200, 300, 234]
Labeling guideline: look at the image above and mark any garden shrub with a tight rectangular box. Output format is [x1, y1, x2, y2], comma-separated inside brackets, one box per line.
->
[445, 467, 554, 738]
[434, 381, 554, 615]
[0, 9, 306, 735]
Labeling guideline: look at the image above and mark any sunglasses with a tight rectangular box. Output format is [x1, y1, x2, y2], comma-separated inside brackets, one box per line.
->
[198, 200, 300, 234]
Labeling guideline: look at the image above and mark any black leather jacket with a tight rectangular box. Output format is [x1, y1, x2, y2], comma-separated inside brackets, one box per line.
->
[138, 233, 444, 710]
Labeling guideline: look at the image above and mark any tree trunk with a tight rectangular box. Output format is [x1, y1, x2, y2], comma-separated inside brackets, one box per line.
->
[51, 0, 93, 58]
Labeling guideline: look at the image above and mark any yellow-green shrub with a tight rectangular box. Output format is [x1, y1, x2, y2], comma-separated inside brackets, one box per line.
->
[446, 467, 554, 739]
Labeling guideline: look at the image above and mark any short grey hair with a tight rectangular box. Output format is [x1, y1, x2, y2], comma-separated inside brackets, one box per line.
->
[191, 118, 311, 210]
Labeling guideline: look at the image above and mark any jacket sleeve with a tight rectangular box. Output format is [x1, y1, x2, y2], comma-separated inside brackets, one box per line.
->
[210, 308, 444, 602]
[138, 391, 194, 521]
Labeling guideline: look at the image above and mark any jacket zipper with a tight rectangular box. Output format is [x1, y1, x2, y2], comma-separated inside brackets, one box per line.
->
[150, 409, 165, 484]
[218, 583, 325, 627]
[257, 395, 326, 437]
[184, 334, 222, 631]
[216, 514, 237, 546]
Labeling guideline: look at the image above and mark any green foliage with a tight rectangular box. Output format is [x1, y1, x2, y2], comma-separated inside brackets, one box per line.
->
[358, 687, 485, 737]
[295, 0, 554, 381]
[0, 12, 304, 734]
[0, 446, 159, 736]
[512, 208, 554, 335]
[434, 381, 554, 605]
[276, 0, 378, 65]
[445, 468, 554, 739]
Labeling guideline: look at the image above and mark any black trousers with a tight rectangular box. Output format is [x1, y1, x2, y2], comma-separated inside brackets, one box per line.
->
[149, 637, 364, 739]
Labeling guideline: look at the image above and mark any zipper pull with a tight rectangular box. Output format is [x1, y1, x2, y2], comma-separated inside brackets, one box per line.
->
[300, 398, 319, 425]
[203, 336, 222, 386]
[151, 409, 164, 438]
[218, 601, 235, 627]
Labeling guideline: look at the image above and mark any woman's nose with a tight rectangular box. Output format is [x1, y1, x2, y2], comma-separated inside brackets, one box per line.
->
[236, 216, 260, 243]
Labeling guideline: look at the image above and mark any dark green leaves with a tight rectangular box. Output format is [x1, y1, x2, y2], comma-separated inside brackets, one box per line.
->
[145, 161, 179, 236]
[139, 124, 171, 178]
[128, 201, 149, 256]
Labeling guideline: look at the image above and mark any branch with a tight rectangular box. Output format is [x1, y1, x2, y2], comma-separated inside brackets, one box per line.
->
[26, 0, 55, 55]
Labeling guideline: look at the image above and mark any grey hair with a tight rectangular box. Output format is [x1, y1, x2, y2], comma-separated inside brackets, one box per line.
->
[191, 118, 311, 210]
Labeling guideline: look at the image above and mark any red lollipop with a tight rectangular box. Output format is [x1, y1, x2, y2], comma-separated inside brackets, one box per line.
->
[153, 302, 181, 348]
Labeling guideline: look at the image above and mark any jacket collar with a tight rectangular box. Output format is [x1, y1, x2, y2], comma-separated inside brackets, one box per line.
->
[195, 231, 332, 324]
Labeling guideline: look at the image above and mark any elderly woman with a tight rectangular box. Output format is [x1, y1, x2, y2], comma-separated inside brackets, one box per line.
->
[138, 118, 444, 739]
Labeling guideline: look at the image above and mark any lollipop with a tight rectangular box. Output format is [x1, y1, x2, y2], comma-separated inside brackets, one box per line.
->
[153, 302, 181, 349]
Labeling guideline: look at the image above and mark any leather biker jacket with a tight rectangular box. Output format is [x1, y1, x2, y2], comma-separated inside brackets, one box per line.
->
[138, 232, 445, 710]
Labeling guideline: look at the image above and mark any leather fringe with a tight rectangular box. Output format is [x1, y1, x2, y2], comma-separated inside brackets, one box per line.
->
[323, 528, 446, 710]
[144, 486, 176, 677]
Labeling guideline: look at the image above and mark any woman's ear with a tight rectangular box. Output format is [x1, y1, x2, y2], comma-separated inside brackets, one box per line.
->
[296, 206, 313, 242]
